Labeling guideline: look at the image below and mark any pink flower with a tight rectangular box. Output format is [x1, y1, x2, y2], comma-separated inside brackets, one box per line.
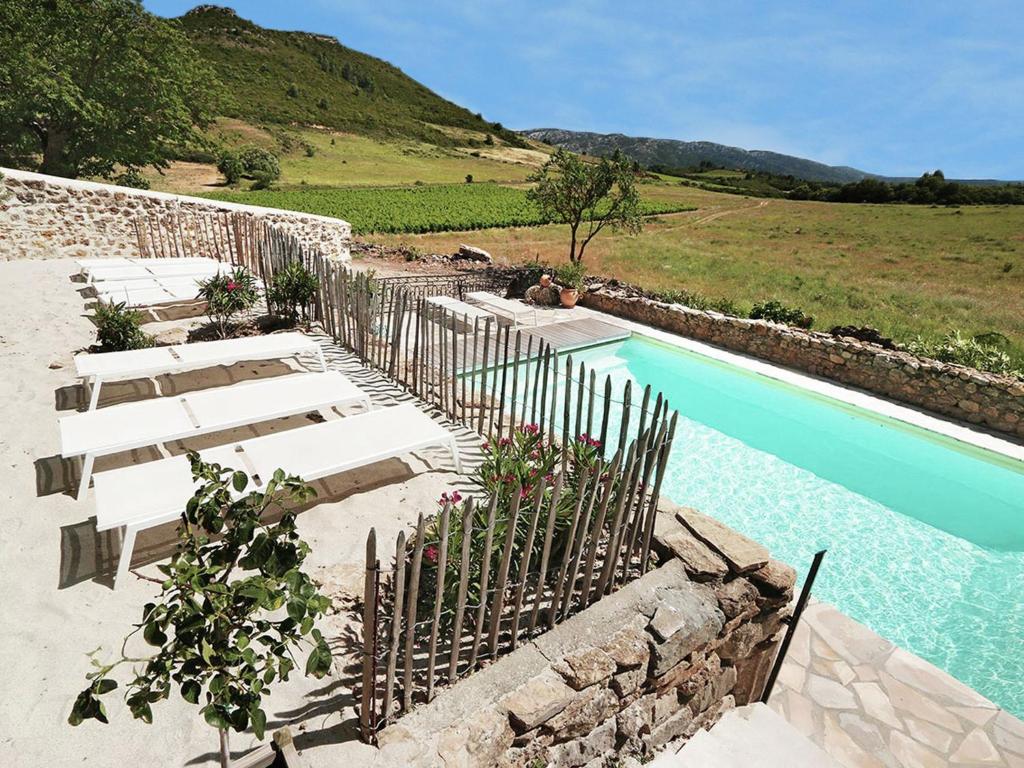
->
[499, 437, 512, 448]
[520, 486, 532, 499]
[544, 473, 554, 484]
[523, 423, 540, 435]
[451, 491, 463, 503]
[481, 441, 491, 451]
[227, 281, 238, 292]
[529, 450, 540, 460]
[425, 545, 438, 564]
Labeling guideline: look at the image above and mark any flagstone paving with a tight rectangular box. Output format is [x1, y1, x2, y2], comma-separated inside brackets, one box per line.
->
[771, 601, 1024, 767]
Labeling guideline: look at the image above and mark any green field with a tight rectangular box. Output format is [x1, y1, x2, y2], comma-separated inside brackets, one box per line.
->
[148, 122, 1024, 366]
[374, 195, 1024, 364]
[205, 182, 695, 234]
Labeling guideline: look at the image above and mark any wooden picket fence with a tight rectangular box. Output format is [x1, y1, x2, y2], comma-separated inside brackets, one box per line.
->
[130, 212, 680, 741]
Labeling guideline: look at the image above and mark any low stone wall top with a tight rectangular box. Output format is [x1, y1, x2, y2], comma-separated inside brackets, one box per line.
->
[0, 167, 351, 262]
[373, 499, 794, 768]
[580, 287, 1024, 441]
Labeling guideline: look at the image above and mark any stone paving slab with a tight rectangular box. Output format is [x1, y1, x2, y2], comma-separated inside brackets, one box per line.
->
[770, 601, 1024, 767]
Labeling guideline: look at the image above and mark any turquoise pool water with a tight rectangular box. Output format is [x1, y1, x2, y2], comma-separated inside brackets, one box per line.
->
[567, 335, 1024, 715]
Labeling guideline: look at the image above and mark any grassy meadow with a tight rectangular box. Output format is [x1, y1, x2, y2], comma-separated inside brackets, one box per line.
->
[375, 194, 1024, 363]
[143, 124, 1024, 363]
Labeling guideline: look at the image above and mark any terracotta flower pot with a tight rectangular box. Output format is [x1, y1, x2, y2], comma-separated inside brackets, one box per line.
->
[539, 273, 552, 288]
[560, 287, 579, 308]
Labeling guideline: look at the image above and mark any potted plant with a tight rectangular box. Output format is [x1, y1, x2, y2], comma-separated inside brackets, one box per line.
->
[557, 262, 587, 308]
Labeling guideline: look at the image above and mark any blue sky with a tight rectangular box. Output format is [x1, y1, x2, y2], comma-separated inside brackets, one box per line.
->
[146, 1, 1024, 179]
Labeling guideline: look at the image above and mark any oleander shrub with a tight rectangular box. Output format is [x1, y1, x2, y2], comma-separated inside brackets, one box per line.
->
[197, 268, 260, 338]
[419, 425, 608, 630]
[93, 300, 154, 351]
[267, 262, 319, 324]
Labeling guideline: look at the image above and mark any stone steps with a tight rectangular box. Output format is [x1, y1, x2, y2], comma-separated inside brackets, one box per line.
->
[650, 703, 839, 768]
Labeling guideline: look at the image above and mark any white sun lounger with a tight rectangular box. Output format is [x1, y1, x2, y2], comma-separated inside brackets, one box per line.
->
[77, 257, 217, 281]
[93, 403, 461, 588]
[426, 295, 497, 330]
[60, 371, 370, 498]
[85, 258, 223, 284]
[465, 291, 537, 326]
[75, 331, 327, 410]
[93, 284, 205, 308]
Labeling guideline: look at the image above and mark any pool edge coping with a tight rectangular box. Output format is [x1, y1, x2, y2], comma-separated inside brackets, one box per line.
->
[578, 306, 1024, 465]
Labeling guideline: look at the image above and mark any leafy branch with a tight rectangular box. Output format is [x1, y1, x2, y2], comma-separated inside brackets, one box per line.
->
[69, 456, 333, 767]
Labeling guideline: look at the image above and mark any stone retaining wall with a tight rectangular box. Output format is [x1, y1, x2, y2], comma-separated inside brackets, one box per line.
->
[580, 288, 1024, 440]
[0, 167, 351, 262]
[373, 499, 794, 768]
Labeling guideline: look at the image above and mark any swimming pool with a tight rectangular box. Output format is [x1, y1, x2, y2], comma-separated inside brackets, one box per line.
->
[563, 334, 1024, 715]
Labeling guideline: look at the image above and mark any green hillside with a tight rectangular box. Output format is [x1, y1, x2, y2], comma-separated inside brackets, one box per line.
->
[174, 5, 523, 147]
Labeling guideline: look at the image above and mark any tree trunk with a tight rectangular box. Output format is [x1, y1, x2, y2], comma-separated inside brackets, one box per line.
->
[219, 728, 231, 768]
[568, 222, 579, 264]
[40, 128, 73, 178]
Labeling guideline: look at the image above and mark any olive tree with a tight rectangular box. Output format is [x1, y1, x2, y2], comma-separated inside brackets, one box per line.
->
[527, 149, 643, 266]
[69, 456, 334, 768]
[0, 0, 218, 179]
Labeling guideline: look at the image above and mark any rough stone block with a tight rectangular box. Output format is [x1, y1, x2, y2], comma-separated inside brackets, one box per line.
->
[648, 588, 724, 676]
[714, 578, 760, 620]
[616, 693, 656, 740]
[717, 621, 764, 663]
[749, 558, 797, 596]
[653, 690, 684, 724]
[651, 654, 705, 692]
[600, 627, 651, 670]
[658, 525, 728, 582]
[546, 716, 616, 768]
[675, 508, 768, 574]
[610, 666, 645, 698]
[436, 706, 515, 768]
[553, 647, 617, 690]
[543, 685, 619, 743]
[502, 672, 577, 733]
[643, 705, 694, 751]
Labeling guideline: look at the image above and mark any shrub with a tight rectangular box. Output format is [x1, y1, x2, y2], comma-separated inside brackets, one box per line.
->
[750, 299, 813, 328]
[557, 261, 587, 291]
[658, 289, 737, 315]
[93, 300, 153, 351]
[907, 330, 1021, 377]
[68, 457, 331, 767]
[216, 150, 245, 185]
[112, 169, 150, 190]
[216, 146, 280, 188]
[196, 268, 260, 338]
[420, 425, 607, 630]
[267, 262, 319, 324]
[465, 174, 473, 184]
[286, 82, 299, 98]
[238, 146, 280, 189]
[303, 143, 316, 157]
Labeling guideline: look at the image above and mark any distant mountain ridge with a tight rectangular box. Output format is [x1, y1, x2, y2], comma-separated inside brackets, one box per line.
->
[523, 128, 872, 183]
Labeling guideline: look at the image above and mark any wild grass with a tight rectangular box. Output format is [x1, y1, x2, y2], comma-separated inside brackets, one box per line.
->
[374, 190, 1024, 363]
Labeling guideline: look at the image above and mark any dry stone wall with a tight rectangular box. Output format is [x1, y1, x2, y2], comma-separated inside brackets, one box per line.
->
[580, 288, 1024, 441]
[0, 168, 351, 262]
[373, 499, 794, 768]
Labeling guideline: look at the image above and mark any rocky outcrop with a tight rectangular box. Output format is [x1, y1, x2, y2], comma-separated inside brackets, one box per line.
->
[579, 285, 1024, 440]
